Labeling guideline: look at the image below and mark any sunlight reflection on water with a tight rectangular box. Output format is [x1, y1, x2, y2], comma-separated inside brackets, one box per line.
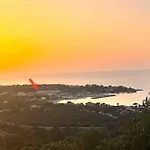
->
[58, 90, 149, 106]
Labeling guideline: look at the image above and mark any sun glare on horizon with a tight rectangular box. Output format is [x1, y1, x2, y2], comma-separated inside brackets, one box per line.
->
[0, 38, 40, 72]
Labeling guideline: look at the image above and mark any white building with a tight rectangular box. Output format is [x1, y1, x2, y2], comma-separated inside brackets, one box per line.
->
[17, 92, 26, 96]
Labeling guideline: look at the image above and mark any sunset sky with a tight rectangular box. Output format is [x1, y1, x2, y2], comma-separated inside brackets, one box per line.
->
[0, 0, 150, 84]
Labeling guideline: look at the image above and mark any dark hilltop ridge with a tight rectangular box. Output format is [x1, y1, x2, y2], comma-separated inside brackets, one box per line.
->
[0, 84, 142, 101]
[0, 84, 141, 93]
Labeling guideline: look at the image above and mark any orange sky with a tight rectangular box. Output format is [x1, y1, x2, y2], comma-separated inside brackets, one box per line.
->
[0, 0, 150, 83]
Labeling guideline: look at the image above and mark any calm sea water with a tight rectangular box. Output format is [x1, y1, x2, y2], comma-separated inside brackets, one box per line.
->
[56, 70, 150, 106]
[2, 69, 150, 106]
[58, 90, 149, 106]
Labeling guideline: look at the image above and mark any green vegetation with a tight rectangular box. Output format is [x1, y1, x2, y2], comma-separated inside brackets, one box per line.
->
[0, 96, 132, 127]
[0, 95, 147, 150]
[0, 84, 139, 94]
[0, 110, 149, 150]
[0, 84, 146, 150]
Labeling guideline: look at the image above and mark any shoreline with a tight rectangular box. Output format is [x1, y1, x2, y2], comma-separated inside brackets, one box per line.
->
[91, 94, 116, 99]
[56, 93, 117, 104]
[57, 90, 146, 106]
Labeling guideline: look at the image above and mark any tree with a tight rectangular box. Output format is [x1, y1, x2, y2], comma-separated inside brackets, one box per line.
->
[133, 103, 139, 108]
[77, 129, 105, 150]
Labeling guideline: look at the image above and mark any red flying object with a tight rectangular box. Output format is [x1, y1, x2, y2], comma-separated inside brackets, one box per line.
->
[29, 79, 38, 90]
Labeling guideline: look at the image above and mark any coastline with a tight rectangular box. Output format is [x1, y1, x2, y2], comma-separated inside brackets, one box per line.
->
[0, 84, 143, 106]
[58, 90, 147, 106]
[55, 94, 116, 104]
[91, 94, 116, 99]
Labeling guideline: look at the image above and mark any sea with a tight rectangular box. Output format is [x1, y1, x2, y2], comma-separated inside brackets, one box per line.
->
[55, 69, 150, 106]
[2, 69, 150, 106]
